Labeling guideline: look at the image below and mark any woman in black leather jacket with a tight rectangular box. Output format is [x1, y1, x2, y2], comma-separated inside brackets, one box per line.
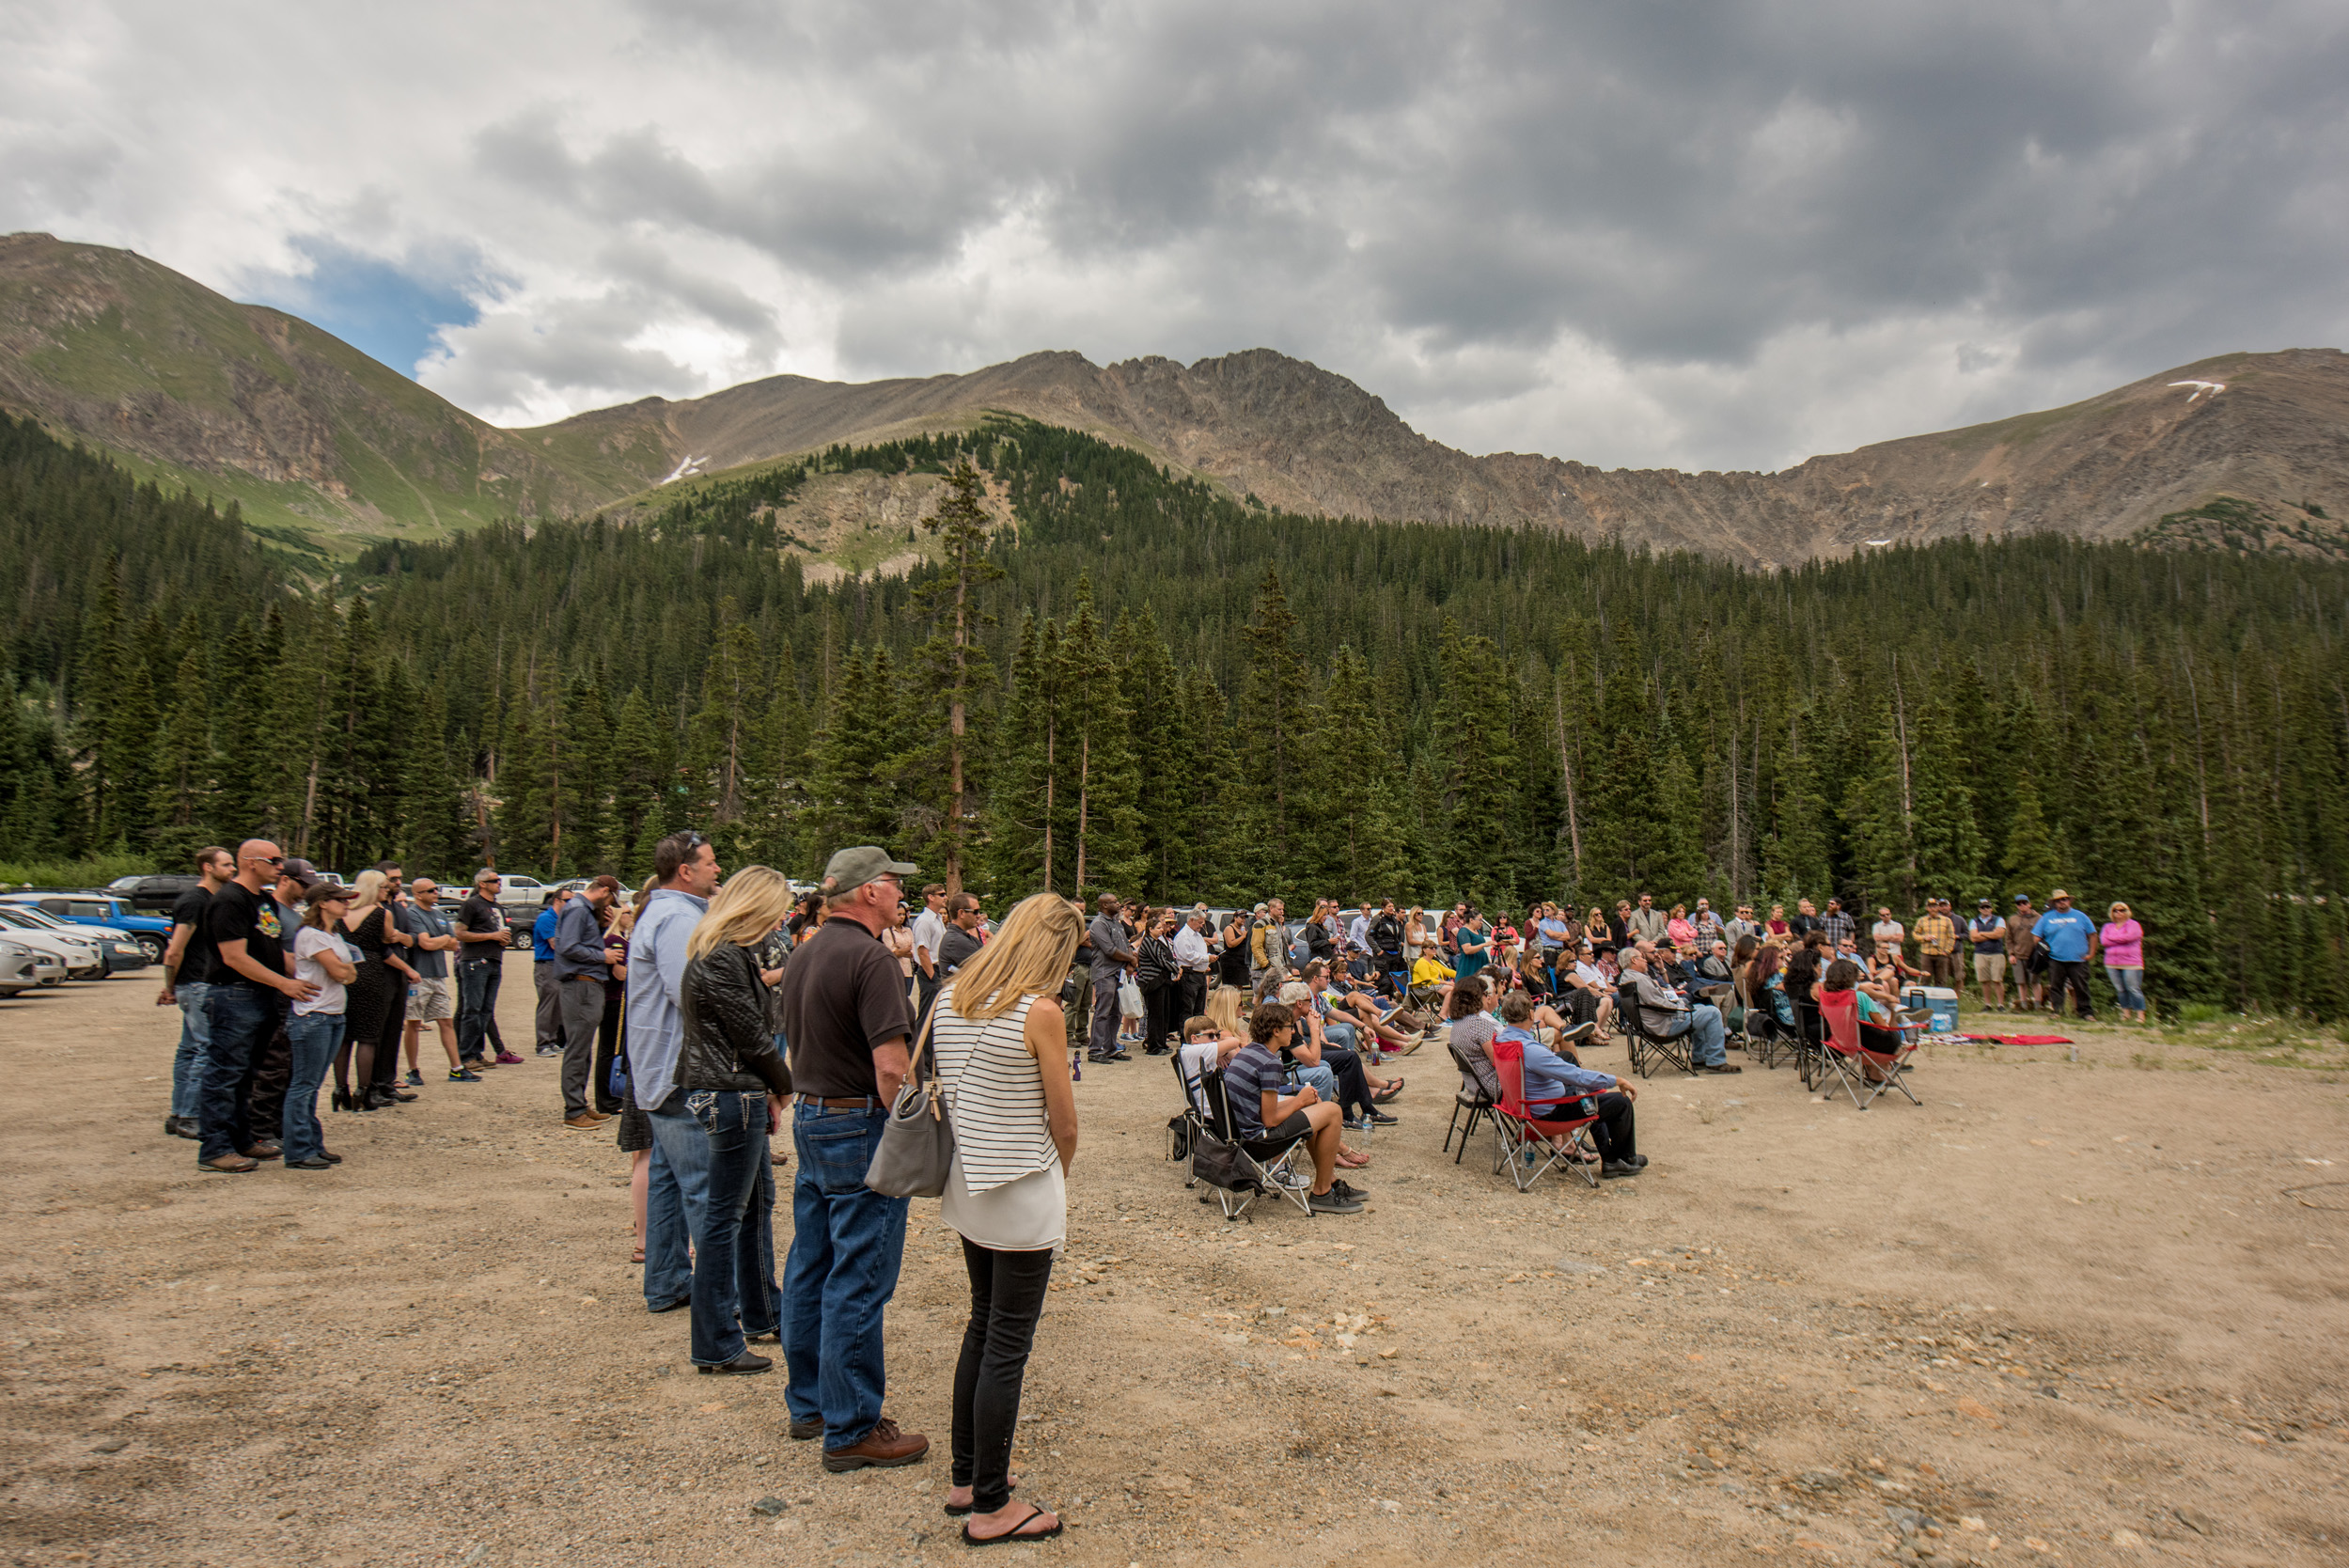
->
[681, 865, 796, 1375]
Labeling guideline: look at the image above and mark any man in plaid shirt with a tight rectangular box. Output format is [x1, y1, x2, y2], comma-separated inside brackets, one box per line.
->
[1819, 899, 1856, 951]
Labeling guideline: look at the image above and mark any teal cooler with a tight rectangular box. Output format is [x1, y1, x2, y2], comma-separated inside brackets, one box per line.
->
[1903, 986, 1960, 1032]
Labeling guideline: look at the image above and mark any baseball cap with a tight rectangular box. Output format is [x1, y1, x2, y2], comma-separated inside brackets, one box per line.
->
[305, 881, 352, 905]
[1978, 898, 1995, 908]
[2013, 894, 2030, 903]
[587, 874, 622, 893]
[280, 857, 321, 889]
[821, 846, 919, 894]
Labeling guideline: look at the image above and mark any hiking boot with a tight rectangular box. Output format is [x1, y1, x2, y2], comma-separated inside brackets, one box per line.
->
[1307, 1188, 1365, 1215]
[822, 1417, 930, 1472]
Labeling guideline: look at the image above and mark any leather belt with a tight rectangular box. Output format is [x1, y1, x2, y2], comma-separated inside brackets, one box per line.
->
[796, 1094, 882, 1108]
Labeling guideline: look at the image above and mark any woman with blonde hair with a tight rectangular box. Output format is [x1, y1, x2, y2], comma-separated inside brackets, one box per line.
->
[1205, 982, 1245, 1041]
[677, 866, 798, 1376]
[929, 893, 1083, 1544]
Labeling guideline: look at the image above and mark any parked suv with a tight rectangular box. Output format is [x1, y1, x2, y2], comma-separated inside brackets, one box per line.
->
[0, 940, 39, 996]
[7, 892, 173, 964]
[103, 874, 205, 918]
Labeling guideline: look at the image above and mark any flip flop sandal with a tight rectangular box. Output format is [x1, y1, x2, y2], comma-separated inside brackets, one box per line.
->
[631, 1247, 646, 1263]
[1370, 1079, 1405, 1104]
[962, 1504, 1062, 1546]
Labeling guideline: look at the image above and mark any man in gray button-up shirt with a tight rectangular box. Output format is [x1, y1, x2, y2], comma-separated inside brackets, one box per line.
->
[1084, 893, 1135, 1063]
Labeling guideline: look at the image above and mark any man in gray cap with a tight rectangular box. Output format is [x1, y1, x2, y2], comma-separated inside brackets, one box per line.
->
[772, 845, 930, 1471]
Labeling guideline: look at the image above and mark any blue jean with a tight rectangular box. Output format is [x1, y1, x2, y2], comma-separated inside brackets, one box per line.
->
[1659, 1002, 1729, 1067]
[2106, 965, 2146, 1011]
[643, 1092, 713, 1310]
[200, 984, 283, 1161]
[282, 1011, 344, 1163]
[687, 1090, 780, 1365]
[456, 958, 501, 1060]
[783, 1103, 909, 1449]
[171, 980, 211, 1119]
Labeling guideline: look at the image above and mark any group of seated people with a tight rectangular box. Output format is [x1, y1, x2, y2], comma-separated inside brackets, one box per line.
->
[1172, 919, 1945, 1220]
[1738, 929, 1928, 1082]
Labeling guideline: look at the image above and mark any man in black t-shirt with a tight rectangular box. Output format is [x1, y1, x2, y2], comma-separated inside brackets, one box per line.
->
[158, 845, 233, 1138]
[196, 839, 317, 1172]
[935, 893, 985, 981]
[454, 869, 513, 1066]
[771, 845, 928, 1471]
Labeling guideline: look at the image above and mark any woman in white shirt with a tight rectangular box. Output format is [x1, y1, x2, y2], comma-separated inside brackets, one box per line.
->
[284, 883, 358, 1169]
[928, 893, 1082, 1545]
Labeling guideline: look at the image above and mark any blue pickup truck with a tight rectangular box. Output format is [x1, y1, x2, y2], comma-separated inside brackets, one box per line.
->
[1, 892, 170, 966]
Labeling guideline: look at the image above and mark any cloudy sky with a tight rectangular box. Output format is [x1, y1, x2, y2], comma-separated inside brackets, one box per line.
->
[6, 0, 2346, 471]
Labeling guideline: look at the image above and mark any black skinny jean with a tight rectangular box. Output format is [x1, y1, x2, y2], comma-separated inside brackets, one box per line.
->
[1140, 980, 1178, 1051]
[953, 1237, 1055, 1513]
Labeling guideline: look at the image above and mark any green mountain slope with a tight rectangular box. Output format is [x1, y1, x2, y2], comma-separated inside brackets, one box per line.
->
[0, 233, 618, 552]
[5, 231, 2346, 564]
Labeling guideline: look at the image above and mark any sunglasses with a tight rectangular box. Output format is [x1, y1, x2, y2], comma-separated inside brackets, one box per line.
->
[250, 854, 285, 868]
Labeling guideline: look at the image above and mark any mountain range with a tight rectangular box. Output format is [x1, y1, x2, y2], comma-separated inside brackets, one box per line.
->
[4, 230, 2344, 566]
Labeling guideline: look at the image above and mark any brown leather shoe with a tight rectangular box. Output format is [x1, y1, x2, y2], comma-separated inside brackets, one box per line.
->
[822, 1416, 930, 1472]
[563, 1114, 602, 1130]
[240, 1143, 283, 1160]
[198, 1153, 259, 1173]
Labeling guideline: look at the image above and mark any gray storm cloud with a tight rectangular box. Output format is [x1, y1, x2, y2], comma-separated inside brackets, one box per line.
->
[2, 0, 2344, 469]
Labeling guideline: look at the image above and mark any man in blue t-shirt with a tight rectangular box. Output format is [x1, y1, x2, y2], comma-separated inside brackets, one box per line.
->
[531, 889, 571, 1056]
[2031, 889, 2100, 1020]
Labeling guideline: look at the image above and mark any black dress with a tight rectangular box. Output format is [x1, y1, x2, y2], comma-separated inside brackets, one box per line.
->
[342, 906, 401, 1053]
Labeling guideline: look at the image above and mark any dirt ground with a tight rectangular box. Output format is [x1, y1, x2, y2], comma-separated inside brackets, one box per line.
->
[3, 957, 2345, 1568]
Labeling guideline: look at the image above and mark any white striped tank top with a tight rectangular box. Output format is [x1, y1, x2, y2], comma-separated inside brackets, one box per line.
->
[932, 988, 1056, 1194]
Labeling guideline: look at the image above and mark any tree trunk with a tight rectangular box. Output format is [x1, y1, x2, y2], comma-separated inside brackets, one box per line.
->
[1552, 673, 1584, 883]
[1075, 728, 1091, 895]
[947, 541, 968, 894]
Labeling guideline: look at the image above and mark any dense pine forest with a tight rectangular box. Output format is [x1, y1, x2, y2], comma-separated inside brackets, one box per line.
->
[5, 411, 2348, 1018]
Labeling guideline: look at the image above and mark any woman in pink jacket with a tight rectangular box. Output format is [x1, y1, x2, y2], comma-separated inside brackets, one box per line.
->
[2100, 902, 2146, 1024]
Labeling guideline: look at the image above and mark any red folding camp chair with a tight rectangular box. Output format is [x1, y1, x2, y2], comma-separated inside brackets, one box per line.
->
[1817, 988, 1920, 1109]
[1489, 1034, 1603, 1191]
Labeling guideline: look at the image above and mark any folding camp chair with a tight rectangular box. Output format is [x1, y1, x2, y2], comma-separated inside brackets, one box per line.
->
[1488, 1036, 1602, 1192]
[1618, 987, 1698, 1079]
[1444, 1033, 1498, 1164]
[1192, 1063, 1314, 1220]
[1789, 995, 1828, 1090]
[1817, 989, 1921, 1110]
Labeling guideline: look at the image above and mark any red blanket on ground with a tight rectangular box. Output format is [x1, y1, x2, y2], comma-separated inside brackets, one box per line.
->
[1958, 1034, 2075, 1044]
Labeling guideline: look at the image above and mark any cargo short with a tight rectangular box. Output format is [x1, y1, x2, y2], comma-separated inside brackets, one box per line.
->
[408, 974, 458, 1023]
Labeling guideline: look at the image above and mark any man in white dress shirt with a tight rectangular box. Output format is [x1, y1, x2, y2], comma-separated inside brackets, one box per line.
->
[1172, 909, 1214, 1029]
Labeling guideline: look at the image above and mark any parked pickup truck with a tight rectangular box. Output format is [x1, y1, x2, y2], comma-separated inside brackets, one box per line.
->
[6, 891, 173, 964]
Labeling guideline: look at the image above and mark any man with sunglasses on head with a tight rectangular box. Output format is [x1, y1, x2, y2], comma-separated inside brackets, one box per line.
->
[630, 831, 726, 1319]
[454, 869, 517, 1068]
